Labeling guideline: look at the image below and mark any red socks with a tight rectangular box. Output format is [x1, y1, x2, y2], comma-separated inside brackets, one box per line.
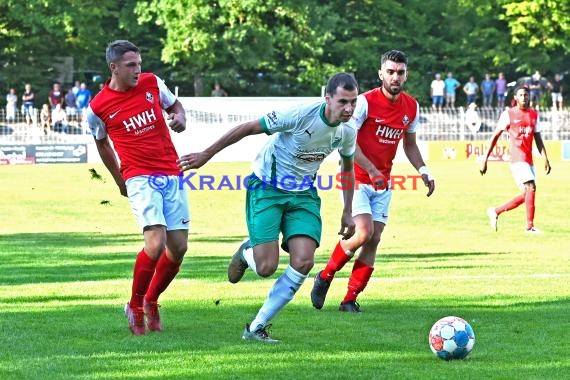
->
[320, 243, 374, 303]
[145, 253, 182, 303]
[130, 249, 157, 308]
[495, 190, 536, 229]
[320, 241, 352, 281]
[343, 259, 374, 303]
[496, 194, 524, 215]
[525, 190, 536, 229]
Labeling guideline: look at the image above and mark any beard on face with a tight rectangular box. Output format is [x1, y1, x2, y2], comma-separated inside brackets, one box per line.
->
[382, 80, 403, 96]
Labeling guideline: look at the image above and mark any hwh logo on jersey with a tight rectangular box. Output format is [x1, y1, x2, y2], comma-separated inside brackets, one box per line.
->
[376, 125, 403, 140]
[123, 108, 157, 132]
[518, 125, 532, 136]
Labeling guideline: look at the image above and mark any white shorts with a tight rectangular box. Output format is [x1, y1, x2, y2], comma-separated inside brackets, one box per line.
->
[351, 183, 393, 224]
[126, 175, 190, 231]
[510, 162, 536, 189]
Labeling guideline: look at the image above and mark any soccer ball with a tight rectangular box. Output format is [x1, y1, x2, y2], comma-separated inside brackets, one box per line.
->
[429, 316, 475, 360]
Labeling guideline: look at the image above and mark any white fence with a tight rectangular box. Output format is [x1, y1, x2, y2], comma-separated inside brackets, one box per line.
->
[1, 98, 569, 147]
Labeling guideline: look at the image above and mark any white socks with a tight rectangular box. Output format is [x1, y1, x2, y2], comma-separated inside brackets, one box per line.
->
[249, 265, 307, 331]
[242, 245, 257, 274]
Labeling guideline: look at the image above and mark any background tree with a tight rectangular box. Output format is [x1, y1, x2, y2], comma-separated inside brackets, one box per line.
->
[0, 0, 164, 100]
[1, 0, 568, 103]
[135, 0, 348, 96]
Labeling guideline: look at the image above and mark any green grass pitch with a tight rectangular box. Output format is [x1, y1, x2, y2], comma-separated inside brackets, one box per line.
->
[0, 160, 569, 379]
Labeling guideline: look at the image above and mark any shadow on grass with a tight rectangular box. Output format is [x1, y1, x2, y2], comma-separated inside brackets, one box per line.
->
[0, 232, 509, 286]
[0, 232, 247, 285]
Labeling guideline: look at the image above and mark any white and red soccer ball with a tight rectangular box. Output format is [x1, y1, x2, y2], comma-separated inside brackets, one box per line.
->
[429, 316, 475, 360]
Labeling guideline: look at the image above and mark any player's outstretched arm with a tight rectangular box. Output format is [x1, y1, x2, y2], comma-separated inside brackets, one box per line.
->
[178, 119, 264, 171]
[403, 132, 435, 197]
[534, 132, 551, 175]
[94, 136, 127, 196]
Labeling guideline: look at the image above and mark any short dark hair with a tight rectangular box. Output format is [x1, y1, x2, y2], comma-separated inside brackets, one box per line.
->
[380, 50, 408, 67]
[514, 84, 529, 94]
[106, 40, 139, 65]
[325, 72, 358, 96]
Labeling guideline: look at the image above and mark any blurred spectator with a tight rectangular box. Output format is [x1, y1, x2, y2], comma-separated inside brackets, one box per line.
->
[72, 80, 80, 97]
[22, 83, 35, 127]
[480, 73, 495, 108]
[64, 88, 78, 122]
[5, 88, 18, 123]
[444, 72, 461, 109]
[75, 82, 92, 117]
[528, 70, 543, 109]
[495, 72, 507, 110]
[48, 82, 64, 110]
[547, 73, 563, 111]
[39, 104, 51, 135]
[463, 76, 479, 106]
[211, 82, 228, 97]
[430, 73, 445, 112]
[464, 102, 482, 135]
[51, 103, 68, 133]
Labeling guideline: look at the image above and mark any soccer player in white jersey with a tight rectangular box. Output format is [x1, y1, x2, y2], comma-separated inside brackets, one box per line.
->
[86, 40, 189, 335]
[311, 50, 435, 313]
[178, 73, 358, 342]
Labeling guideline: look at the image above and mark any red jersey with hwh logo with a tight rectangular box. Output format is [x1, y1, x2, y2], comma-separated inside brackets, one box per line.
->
[352, 88, 419, 184]
[87, 73, 179, 180]
[496, 107, 541, 165]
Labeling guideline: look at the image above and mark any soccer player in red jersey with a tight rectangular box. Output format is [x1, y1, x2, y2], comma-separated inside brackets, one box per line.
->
[311, 50, 435, 312]
[86, 40, 189, 335]
[480, 85, 551, 233]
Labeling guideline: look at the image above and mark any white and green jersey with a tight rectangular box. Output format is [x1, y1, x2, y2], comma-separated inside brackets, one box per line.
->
[254, 101, 356, 191]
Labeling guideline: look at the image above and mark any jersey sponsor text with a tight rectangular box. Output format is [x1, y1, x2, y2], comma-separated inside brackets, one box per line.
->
[123, 108, 158, 132]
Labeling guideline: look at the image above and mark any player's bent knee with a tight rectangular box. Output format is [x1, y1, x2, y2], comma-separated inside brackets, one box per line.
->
[352, 228, 373, 247]
[144, 244, 166, 258]
[290, 258, 314, 276]
[256, 261, 279, 277]
[368, 234, 381, 247]
[169, 242, 187, 255]
[169, 246, 187, 262]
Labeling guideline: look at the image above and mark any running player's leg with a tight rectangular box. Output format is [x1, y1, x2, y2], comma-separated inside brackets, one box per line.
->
[340, 221, 384, 312]
[316, 185, 375, 283]
[125, 176, 168, 334]
[145, 179, 189, 304]
[523, 181, 537, 231]
[245, 189, 320, 342]
[247, 236, 315, 341]
[320, 214, 373, 282]
[236, 177, 285, 280]
[126, 225, 165, 335]
[340, 187, 391, 312]
[311, 186, 375, 309]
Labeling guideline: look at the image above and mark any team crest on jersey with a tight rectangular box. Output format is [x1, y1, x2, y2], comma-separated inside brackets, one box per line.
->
[266, 111, 278, 127]
[146, 92, 154, 104]
[331, 137, 341, 148]
[402, 115, 410, 126]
